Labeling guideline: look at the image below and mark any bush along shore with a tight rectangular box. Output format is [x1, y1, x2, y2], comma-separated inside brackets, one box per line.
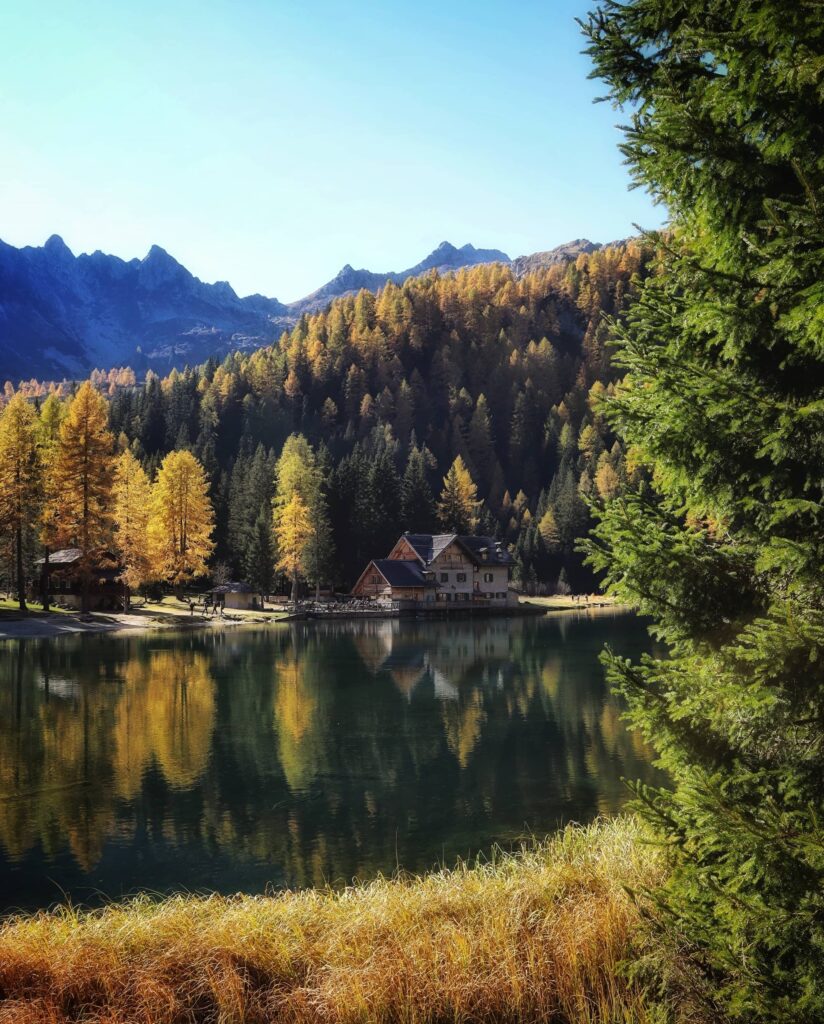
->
[0, 819, 669, 1024]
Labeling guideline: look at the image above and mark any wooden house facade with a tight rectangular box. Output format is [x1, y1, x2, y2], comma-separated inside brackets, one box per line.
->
[352, 533, 517, 609]
[35, 548, 124, 610]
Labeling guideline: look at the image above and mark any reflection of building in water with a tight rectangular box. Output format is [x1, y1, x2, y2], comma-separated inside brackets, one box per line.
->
[351, 620, 401, 673]
[352, 620, 517, 701]
[351, 620, 431, 697]
[35, 674, 82, 700]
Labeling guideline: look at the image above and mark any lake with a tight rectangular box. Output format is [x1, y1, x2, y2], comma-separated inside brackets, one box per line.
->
[0, 611, 662, 912]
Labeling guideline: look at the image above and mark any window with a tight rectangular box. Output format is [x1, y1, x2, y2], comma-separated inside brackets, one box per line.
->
[461, 593, 469, 601]
[370, 574, 380, 584]
[440, 572, 449, 583]
[457, 572, 466, 582]
[483, 572, 494, 583]
[496, 592, 506, 599]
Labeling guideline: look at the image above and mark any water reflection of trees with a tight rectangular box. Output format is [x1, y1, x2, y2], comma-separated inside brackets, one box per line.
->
[0, 615, 661, 903]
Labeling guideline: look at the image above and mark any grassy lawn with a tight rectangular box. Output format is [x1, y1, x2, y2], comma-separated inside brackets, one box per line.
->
[135, 595, 291, 624]
[0, 596, 72, 617]
[0, 818, 668, 1024]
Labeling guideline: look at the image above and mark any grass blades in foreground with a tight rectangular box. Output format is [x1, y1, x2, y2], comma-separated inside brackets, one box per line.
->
[0, 818, 663, 1024]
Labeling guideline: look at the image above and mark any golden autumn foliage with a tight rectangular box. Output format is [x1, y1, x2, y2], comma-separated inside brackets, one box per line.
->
[0, 818, 667, 1024]
[1, 243, 654, 593]
[274, 491, 312, 596]
[113, 650, 216, 794]
[437, 455, 480, 533]
[0, 394, 39, 608]
[47, 381, 114, 612]
[148, 450, 214, 590]
[111, 449, 152, 599]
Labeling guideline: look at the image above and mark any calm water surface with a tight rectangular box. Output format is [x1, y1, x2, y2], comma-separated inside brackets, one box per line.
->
[0, 612, 662, 911]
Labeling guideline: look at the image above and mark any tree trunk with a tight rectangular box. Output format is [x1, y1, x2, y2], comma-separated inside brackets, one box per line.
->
[291, 571, 298, 606]
[41, 546, 50, 613]
[15, 525, 26, 612]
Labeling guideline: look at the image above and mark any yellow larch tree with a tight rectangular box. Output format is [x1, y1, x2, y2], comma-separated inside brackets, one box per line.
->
[436, 455, 480, 534]
[272, 434, 333, 599]
[148, 449, 214, 595]
[0, 394, 40, 610]
[594, 452, 621, 501]
[36, 393, 66, 612]
[274, 490, 313, 603]
[47, 381, 114, 615]
[112, 449, 152, 607]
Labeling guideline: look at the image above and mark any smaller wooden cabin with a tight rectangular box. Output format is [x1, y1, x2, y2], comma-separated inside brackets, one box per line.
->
[352, 559, 436, 604]
[208, 581, 262, 610]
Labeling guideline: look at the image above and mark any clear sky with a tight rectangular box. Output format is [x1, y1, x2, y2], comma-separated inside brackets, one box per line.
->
[0, 0, 664, 302]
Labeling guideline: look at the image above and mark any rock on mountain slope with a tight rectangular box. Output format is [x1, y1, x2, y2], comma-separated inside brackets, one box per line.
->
[0, 235, 612, 381]
[509, 238, 602, 276]
[0, 235, 289, 381]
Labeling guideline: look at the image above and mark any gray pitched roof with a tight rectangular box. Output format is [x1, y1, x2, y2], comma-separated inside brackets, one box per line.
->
[402, 534, 457, 564]
[36, 548, 83, 565]
[372, 559, 434, 588]
[400, 533, 512, 567]
[456, 535, 514, 566]
[36, 548, 122, 567]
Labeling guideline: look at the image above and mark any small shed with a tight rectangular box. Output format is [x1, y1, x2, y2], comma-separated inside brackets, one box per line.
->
[208, 581, 261, 610]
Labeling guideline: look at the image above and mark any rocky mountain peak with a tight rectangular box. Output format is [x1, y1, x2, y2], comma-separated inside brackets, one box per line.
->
[43, 234, 73, 259]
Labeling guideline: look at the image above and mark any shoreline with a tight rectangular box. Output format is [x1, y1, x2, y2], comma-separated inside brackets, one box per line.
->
[0, 606, 289, 641]
[0, 595, 627, 641]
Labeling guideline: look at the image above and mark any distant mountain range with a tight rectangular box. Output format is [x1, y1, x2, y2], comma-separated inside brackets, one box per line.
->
[294, 241, 511, 314]
[0, 234, 612, 381]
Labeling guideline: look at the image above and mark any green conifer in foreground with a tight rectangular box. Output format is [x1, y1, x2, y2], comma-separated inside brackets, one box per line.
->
[583, 2, 824, 1020]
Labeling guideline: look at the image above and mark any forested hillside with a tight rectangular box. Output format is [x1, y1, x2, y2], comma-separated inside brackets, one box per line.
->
[2, 242, 652, 594]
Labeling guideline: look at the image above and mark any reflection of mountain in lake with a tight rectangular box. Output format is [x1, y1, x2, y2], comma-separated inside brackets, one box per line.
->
[0, 614, 664, 910]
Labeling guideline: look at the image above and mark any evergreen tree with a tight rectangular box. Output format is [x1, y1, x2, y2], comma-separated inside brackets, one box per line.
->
[400, 445, 436, 531]
[244, 509, 275, 596]
[583, 3, 824, 1019]
[467, 393, 495, 490]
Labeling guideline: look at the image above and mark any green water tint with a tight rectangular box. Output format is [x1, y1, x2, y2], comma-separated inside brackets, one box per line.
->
[0, 612, 663, 911]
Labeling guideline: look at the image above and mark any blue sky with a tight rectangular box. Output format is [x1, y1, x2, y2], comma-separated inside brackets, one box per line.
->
[0, 0, 664, 301]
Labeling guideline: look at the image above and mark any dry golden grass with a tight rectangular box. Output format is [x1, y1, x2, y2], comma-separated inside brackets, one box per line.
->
[0, 818, 663, 1024]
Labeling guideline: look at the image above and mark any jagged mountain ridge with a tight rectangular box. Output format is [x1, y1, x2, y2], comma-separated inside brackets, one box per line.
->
[0, 235, 611, 381]
[293, 241, 511, 313]
[0, 235, 291, 381]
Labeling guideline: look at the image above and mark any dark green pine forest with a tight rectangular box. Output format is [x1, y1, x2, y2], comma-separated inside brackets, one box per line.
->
[101, 242, 652, 593]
